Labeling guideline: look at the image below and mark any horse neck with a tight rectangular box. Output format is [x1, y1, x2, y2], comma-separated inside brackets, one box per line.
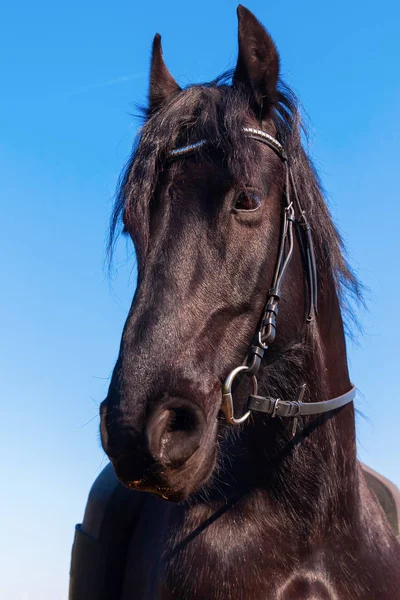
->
[231, 269, 359, 523]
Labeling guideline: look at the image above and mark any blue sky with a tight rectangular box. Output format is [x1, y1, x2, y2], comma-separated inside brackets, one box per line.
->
[1, 1, 399, 598]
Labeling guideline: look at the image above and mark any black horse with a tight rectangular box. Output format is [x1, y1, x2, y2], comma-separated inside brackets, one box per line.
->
[71, 6, 400, 599]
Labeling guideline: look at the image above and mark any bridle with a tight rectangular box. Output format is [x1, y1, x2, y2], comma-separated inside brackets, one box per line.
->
[169, 127, 355, 431]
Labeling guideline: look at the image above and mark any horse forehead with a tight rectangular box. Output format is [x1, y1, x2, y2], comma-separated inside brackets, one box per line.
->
[164, 146, 274, 191]
[166, 158, 232, 191]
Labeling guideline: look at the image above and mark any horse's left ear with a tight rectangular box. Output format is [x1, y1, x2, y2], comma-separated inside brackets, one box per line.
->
[233, 5, 280, 120]
[148, 34, 181, 115]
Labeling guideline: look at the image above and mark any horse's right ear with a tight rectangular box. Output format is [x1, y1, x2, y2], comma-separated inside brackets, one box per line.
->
[233, 5, 280, 120]
[148, 34, 181, 115]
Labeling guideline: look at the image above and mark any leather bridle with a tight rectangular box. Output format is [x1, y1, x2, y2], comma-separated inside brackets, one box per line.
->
[169, 127, 356, 431]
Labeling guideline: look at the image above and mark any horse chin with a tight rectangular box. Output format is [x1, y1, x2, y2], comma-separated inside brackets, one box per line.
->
[115, 443, 218, 503]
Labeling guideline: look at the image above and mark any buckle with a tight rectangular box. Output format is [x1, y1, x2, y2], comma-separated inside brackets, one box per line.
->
[271, 398, 281, 418]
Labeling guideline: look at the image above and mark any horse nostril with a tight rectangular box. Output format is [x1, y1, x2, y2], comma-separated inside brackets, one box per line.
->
[168, 407, 196, 433]
[147, 401, 206, 468]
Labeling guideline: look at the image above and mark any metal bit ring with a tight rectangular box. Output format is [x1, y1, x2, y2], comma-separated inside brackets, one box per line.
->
[221, 365, 258, 425]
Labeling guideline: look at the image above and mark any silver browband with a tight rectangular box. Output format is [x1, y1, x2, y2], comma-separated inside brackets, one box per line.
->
[168, 127, 285, 159]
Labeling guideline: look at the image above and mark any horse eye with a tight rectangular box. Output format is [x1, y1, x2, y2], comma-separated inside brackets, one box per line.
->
[234, 190, 262, 211]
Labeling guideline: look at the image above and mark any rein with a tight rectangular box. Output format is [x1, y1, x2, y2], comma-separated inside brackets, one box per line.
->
[169, 127, 355, 430]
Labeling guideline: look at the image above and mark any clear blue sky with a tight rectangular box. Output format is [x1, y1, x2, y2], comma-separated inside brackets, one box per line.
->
[1, 1, 399, 598]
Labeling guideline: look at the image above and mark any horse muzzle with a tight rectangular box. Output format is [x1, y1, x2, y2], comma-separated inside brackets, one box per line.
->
[100, 392, 220, 501]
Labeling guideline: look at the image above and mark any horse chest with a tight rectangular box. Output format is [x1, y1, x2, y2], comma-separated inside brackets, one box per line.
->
[119, 495, 400, 600]
[119, 497, 340, 600]
[122, 537, 340, 600]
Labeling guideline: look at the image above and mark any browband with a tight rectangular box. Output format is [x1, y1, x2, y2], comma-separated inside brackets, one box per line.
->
[169, 139, 207, 157]
[168, 127, 285, 160]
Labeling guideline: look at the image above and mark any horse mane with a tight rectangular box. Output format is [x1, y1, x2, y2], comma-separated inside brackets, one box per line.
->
[109, 71, 362, 330]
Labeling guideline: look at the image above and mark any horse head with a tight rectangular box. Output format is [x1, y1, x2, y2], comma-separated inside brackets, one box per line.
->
[100, 6, 354, 502]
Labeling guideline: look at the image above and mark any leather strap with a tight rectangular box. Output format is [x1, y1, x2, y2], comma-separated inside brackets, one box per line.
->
[248, 385, 356, 418]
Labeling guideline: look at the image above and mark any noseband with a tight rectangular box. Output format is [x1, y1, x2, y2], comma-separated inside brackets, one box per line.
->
[169, 127, 355, 430]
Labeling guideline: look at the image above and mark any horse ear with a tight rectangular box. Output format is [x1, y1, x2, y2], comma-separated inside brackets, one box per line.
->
[148, 34, 181, 115]
[233, 5, 280, 119]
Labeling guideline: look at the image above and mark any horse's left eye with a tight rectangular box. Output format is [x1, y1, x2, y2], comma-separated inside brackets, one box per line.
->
[234, 190, 262, 211]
